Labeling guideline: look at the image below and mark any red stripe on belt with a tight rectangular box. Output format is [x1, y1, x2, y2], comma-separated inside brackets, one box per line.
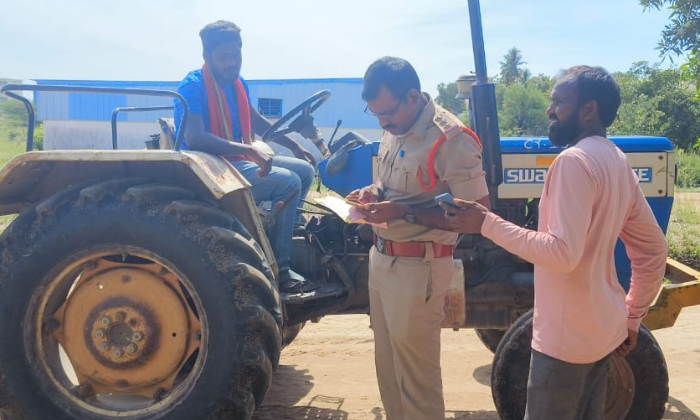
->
[374, 236, 454, 258]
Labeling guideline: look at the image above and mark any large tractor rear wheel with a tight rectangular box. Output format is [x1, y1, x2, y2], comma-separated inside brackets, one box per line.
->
[474, 328, 506, 354]
[0, 179, 282, 420]
[282, 322, 306, 347]
[491, 310, 668, 420]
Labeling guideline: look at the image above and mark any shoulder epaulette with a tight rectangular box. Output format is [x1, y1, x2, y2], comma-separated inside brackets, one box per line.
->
[432, 109, 464, 142]
[443, 124, 465, 142]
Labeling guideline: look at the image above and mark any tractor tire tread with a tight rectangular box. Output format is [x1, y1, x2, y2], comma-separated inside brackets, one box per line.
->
[0, 178, 282, 420]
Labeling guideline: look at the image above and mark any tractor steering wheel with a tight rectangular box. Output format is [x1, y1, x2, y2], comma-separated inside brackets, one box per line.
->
[261, 90, 331, 141]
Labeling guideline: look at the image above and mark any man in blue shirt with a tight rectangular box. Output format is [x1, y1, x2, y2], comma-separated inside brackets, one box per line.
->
[174, 20, 316, 293]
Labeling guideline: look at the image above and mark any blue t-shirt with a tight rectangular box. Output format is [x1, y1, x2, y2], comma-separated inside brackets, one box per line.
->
[173, 69, 252, 150]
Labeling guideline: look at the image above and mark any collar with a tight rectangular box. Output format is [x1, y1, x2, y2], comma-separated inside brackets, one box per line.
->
[396, 92, 435, 141]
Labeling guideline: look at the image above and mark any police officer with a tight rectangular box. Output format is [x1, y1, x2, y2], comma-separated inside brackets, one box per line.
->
[346, 57, 489, 420]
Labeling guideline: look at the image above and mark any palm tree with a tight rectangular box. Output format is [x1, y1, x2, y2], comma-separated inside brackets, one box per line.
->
[519, 68, 532, 86]
[499, 47, 526, 86]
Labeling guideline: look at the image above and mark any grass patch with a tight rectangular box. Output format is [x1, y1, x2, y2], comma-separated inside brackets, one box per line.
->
[0, 139, 26, 167]
[0, 104, 30, 143]
[0, 138, 27, 231]
[675, 149, 700, 189]
[303, 176, 341, 215]
[667, 191, 700, 269]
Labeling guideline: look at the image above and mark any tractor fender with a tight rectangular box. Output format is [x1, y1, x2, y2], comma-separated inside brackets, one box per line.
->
[0, 150, 275, 271]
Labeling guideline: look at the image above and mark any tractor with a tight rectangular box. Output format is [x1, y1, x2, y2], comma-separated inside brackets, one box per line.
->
[0, 1, 699, 419]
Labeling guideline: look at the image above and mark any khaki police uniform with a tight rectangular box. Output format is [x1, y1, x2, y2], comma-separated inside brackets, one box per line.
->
[369, 94, 488, 420]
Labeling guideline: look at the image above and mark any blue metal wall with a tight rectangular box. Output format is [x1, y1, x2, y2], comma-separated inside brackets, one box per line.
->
[35, 80, 176, 123]
[34, 78, 379, 129]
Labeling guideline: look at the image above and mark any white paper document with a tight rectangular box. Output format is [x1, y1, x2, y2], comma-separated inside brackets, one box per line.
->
[314, 196, 387, 228]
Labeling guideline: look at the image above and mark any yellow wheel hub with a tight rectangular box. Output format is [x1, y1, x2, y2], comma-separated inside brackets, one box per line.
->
[51, 259, 201, 398]
[605, 354, 635, 419]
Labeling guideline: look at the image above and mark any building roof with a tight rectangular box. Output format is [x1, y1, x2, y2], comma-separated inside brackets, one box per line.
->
[33, 78, 377, 129]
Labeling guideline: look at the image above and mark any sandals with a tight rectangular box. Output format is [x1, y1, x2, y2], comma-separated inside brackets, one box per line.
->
[279, 269, 317, 293]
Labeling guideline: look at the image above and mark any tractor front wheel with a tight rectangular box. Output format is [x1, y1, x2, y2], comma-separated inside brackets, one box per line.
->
[0, 179, 282, 420]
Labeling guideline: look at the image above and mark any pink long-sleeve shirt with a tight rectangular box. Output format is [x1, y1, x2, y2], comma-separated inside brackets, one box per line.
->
[482, 136, 667, 363]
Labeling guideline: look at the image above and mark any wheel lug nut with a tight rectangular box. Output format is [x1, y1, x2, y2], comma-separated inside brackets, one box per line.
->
[95, 329, 106, 339]
[115, 311, 126, 322]
[132, 331, 144, 341]
[101, 316, 111, 326]
[126, 343, 138, 354]
[101, 342, 111, 351]
[114, 349, 123, 358]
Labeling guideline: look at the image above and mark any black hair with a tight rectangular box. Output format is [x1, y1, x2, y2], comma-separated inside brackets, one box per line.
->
[559, 65, 621, 127]
[199, 20, 242, 55]
[362, 56, 421, 101]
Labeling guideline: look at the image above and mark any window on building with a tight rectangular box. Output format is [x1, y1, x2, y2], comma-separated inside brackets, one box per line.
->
[258, 98, 283, 118]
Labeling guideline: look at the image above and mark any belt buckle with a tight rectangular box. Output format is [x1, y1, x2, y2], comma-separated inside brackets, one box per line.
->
[376, 236, 386, 253]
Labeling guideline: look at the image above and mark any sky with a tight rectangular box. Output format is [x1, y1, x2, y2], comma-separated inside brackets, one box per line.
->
[0, 0, 680, 97]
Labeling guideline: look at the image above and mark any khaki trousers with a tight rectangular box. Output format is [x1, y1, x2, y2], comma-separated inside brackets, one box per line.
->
[368, 245, 454, 420]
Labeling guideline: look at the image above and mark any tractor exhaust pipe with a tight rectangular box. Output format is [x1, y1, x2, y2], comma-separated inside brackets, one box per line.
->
[467, 0, 503, 208]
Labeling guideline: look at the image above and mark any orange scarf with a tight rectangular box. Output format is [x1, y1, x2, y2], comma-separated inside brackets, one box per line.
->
[202, 63, 252, 144]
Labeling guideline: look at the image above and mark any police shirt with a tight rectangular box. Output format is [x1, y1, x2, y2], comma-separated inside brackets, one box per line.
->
[374, 94, 488, 244]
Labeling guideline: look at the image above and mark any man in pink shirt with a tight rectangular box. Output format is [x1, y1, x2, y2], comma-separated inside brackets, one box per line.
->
[440, 65, 667, 419]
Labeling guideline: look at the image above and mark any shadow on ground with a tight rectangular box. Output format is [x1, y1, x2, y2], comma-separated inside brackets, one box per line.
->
[253, 396, 351, 420]
[472, 364, 492, 387]
[449, 411, 500, 420]
[255, 405, 500, 420]
[253, 364, 350, 419]
[258, 364, 314, 408]
[664, 396, 700, 420]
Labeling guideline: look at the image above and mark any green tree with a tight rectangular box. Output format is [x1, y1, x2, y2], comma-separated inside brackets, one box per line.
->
[609, 62, 700, 149]
[642, 0, 700, 80]
[0, 99, 29, 123]
[33, 123, 44, 150]
[498, 84, 550, 136]
[609, 89, 665, 137]
[499, 47, 526, 86]
[642, 0, 700, 58]
[435, 82, 466, 115]
[526, 74, 555, 95]
[0, 99, 42, 146]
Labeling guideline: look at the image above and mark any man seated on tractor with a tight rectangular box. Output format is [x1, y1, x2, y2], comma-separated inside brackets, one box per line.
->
[174, 20, 317, 294]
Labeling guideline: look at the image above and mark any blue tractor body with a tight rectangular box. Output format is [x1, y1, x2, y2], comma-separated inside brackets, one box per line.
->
[319, 135, 675, 291]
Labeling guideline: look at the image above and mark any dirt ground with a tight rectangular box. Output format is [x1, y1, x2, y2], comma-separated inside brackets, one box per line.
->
[254, 305, 700, 420]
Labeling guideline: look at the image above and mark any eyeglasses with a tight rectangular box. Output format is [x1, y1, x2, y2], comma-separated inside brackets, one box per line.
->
[364, 98, 405, 119]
